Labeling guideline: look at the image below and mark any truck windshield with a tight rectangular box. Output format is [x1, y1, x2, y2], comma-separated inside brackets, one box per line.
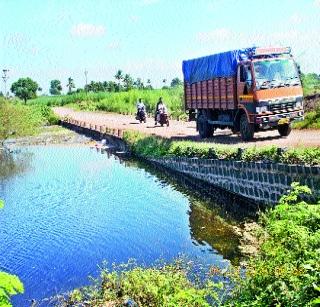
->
[253, 58, 300, 90]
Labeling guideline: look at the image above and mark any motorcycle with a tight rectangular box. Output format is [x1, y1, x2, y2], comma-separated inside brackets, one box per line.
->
[136, 108, 147, 123]
[155, 110, 169, 127]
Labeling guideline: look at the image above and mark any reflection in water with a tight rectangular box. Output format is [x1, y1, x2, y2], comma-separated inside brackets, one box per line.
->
[0, 148, 31, 179]
[101, 148, 259, 265]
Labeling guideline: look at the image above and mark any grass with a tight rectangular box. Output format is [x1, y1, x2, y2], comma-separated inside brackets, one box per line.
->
[293, 105, 320, 129]
[0, 98, 59, 143]
[123, 130, 320, 166]
[29, 87, 187, 120]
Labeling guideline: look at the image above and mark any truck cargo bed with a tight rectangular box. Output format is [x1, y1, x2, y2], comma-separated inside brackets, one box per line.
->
[184, 77, 237, 110]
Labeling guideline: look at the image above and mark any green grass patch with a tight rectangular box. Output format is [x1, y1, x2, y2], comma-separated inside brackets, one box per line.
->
[29, 88, 187, 120]
[0, 98, 59, 143]
[123, 131, 320, 165]
[293, 106, 320, 129]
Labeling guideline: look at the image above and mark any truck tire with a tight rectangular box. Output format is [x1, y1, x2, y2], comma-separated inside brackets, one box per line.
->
[240, 114, 254, 141]
[278, 123, 291, 137]
[197, 113, 213, 138]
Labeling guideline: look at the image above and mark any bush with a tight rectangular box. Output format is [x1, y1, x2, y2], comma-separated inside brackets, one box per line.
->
[65, 259, 223, 307]
[229, 183, 320, 306]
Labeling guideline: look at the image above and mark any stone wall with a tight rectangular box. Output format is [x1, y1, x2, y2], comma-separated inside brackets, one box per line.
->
[60, 118, 320, 205]
[149, 156, 320, 205]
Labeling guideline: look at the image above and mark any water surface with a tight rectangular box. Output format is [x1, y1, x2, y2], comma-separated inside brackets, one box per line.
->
[0, 146, 243, 305]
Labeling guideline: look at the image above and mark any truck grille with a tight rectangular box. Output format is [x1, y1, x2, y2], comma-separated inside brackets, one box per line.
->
[269, 102, 295, 113]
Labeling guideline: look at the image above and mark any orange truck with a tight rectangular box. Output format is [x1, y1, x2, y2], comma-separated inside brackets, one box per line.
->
[182, 47, 304, 140]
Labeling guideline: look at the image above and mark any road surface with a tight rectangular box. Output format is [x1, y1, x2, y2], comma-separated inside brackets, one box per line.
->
[54, 107, 320, 148]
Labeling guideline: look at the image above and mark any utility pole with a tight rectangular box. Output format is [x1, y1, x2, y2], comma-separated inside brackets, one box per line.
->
[84, 69, 88, 92]
[2, 69, 9, 99]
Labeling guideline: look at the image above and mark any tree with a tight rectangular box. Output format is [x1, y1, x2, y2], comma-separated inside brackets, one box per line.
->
[162, 78, 168, 89]
[123, 74, 134, 91]
[134, 78, 144, 90]
[114, 70, 123, 92]
[66, 77, 75, 94]
[170, 77, 183, 88]
[146, 79, 153, 90]
[10, 77, 38, 104]
[49, 80, 62, 95]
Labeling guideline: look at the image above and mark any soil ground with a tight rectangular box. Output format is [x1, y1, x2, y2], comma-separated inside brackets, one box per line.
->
[54, 107, 320, 148]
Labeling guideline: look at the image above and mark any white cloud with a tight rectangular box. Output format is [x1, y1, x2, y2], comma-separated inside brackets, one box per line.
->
[70, 23, 106, 37]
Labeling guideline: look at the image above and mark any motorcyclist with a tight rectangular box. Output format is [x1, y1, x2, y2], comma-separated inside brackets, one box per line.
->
[155, 97, 167, 124]
[136, 98, 146, 118]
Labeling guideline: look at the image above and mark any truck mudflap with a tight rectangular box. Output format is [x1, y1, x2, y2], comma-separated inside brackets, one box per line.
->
[255, 111, 304, 129]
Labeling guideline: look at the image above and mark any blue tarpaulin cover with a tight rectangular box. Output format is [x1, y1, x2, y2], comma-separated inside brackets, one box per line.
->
[182, 49, 251, 84]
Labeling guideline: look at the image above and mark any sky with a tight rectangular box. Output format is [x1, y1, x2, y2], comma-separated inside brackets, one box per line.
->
[1, 0, 320, 94]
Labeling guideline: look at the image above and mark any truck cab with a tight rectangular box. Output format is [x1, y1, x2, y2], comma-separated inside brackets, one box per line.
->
[235, 47, 304, 140]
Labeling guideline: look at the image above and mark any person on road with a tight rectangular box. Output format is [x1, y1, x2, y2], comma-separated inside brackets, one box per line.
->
[136, 98, 146, 117]
[155, 97, 167, 124]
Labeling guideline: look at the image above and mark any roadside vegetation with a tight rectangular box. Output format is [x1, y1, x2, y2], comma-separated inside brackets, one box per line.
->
[293, 104, 320, 129]
[123, 131, 320, 165]
[29, 87, 186, 120]
[59, 183, 320, 306]
[0, 98, 59, 145]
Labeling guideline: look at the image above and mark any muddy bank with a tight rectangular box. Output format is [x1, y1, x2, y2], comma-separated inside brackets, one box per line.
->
[3, 126, 92, 147]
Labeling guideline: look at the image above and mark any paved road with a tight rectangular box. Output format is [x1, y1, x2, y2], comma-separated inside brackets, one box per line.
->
[54, 107, 320, 148]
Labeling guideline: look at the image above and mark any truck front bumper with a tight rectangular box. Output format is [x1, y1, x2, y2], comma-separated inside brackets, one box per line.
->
[255, 110, 304, 129]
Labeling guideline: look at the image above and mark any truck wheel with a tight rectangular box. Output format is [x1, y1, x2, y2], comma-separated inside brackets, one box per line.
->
[278, 123, 291, 137]
[197, 114, 213, 138]
[240, 114, 254, 141]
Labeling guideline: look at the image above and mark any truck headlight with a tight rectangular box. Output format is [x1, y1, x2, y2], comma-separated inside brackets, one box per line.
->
[295, 101, 302, 109]
[256, 106, 268, 114]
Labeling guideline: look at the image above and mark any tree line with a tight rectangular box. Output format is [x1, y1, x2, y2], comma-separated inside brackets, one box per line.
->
[4, 70, 183, 104]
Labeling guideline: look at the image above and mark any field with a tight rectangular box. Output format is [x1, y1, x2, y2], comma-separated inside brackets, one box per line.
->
[29, 88, 187, 120]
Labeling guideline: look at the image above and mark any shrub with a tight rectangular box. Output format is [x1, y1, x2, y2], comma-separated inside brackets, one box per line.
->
[65, 259, 223, 307]
[229, 183, 320, 306]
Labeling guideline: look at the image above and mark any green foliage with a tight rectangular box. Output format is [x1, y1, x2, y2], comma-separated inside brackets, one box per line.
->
[66, 77, 75, 94]
[229, 183, 320, 306]
[66, 259, 222, 306]
[123, 131, 320, 165]
[301, 73, 320, 96]
[0, 99, 42, 141]
[0, 272, 24, 307]
[10, 77, 39, 103]
[0, 200, 3, 209]
[293, 105, 320, 129]
[170, 77, 183, 88]
[49, 80, 62, 96]
[29, 87, 186, 119]
[0, 98, 59, 142]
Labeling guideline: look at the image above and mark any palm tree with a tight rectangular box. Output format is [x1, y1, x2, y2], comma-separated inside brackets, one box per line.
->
[114, 70, 123, 92]
[66, 77, 75, 94]
[123, 74, 133, 91]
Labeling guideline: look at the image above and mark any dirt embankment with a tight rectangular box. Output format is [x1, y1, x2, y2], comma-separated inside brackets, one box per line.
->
[54, 107, 320, 148]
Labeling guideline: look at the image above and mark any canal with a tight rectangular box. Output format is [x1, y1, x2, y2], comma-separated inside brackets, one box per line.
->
[0, 145, 255, 305]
